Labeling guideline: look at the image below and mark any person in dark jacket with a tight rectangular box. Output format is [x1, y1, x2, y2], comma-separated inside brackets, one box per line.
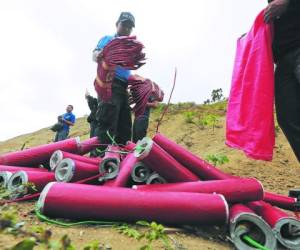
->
[85, 90, 98, 138]
[265, 0, 300, 162]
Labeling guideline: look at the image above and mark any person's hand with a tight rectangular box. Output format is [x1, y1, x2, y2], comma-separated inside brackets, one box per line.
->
[264, 0, 289, 23]
[152, 101, 159, 108]
[96, 50, 103, 63]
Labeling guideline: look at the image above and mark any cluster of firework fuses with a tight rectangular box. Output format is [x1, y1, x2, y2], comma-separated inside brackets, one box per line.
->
[0, 134, 299, 249]
[95, 36, 164, 116]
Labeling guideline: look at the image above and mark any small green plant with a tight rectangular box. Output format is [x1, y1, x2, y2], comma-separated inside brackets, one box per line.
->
[205, 154, 229, 166]
[11, 237, 36, 250]
[1, 205, 111, 250]
[83, 241, 101, 250]
[115, 221, 174, 250]
[0, 185, 11, 200]
[10, 233, 76, 250]
[197, 114, 220, 133]
[183, 111, 196, 124]
[116, 223, 142, 240]
[0, 205, 18, 231]
[137, 221, 173, 250]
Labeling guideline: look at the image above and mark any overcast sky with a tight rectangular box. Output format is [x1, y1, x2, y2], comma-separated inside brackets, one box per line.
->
[0, 0, 267, 141]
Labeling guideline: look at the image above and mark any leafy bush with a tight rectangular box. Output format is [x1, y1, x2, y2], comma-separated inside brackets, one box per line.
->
[205, 154, 229, 166]
[116, 221, 173, 250]
[197, 114, 220, 133]
[183, 111, 196, 124]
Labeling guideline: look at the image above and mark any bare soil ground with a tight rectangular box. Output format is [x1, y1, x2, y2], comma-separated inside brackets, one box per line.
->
[0, 102, 299, 249]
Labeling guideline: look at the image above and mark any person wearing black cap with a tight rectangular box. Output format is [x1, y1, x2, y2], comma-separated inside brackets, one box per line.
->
[92, 12, 135, 151]
[264, 0, 300, 162]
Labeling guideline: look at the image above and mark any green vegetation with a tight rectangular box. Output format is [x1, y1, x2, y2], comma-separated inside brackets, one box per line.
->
[0, 182, 37, 201]
[197, 114, 220, 133]
[205, 154, 229, 166]
[183, 111, 196, 124]
[116, 221, 173, 250]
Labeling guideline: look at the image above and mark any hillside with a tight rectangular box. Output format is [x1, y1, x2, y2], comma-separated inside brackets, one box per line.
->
[0, 102, 299, 250]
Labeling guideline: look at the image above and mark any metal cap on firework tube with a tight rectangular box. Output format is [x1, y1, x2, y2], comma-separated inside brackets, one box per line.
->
[8, 170, 55, 199]
[134, 137, 153, 159]
[7, 171, 29, 199]
[54, 158, 75, 182]
[99, 159, 120, 181]
[248, 200, 300, 249]
[49, 150, 64, 170]
[0, 171, 13, 188]
[146, 172, 167, 185]
[273, 217, 300, 249]
[37, 182, 55, 214]
[50, 150, 101, 171]
[131, 162, 151, 183]
[229, 204, 277, 250]
[99, 146, 121, 181]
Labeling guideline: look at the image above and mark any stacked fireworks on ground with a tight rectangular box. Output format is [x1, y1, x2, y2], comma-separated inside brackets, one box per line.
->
[128, 75, 164, 117]
[0, 134, 299, 250]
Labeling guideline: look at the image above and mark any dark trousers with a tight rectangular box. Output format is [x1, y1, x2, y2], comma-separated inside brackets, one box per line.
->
[89, 121, 97, 138]
[132, 115, 149, 143]
[275, 48, 300, 162]
[95, 79, 132, 150]
[89, 121, 98, 157]
[54, 129, 69, 142]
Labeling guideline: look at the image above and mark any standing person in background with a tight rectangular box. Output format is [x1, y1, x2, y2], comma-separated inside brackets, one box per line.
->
[265, 0, 300, 162]
[85, 90, 98, 157]
[54, 105, 76, 142]
[85, 90, 98, 138]
[92, 12, 135, 149]
[132, 97, 159, 143]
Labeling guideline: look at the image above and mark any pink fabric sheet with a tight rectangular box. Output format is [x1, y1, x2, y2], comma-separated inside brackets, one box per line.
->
[226, 10, 275, 161]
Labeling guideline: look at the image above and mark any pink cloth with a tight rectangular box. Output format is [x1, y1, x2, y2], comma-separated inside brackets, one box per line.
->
[226, 10, 275, 161]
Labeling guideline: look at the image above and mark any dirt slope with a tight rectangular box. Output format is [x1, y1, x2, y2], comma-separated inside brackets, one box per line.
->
[0, 102, 299, 249]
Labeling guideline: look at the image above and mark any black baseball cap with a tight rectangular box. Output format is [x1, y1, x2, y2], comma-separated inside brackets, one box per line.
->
[117, 12, 135, 27]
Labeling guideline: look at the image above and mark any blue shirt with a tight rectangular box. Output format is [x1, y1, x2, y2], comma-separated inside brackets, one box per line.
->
[62, 112, 75, 131]
[95, 35, 131, 82]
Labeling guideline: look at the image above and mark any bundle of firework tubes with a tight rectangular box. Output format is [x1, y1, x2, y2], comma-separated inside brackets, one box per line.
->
[94, 36, 145, 102]
[128, 75, 164, 117]
[93, 36, 164, 116]
[0, 134, 299, 250]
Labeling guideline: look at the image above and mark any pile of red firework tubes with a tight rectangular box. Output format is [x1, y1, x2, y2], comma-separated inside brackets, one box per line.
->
[0, 134, 299, 250]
